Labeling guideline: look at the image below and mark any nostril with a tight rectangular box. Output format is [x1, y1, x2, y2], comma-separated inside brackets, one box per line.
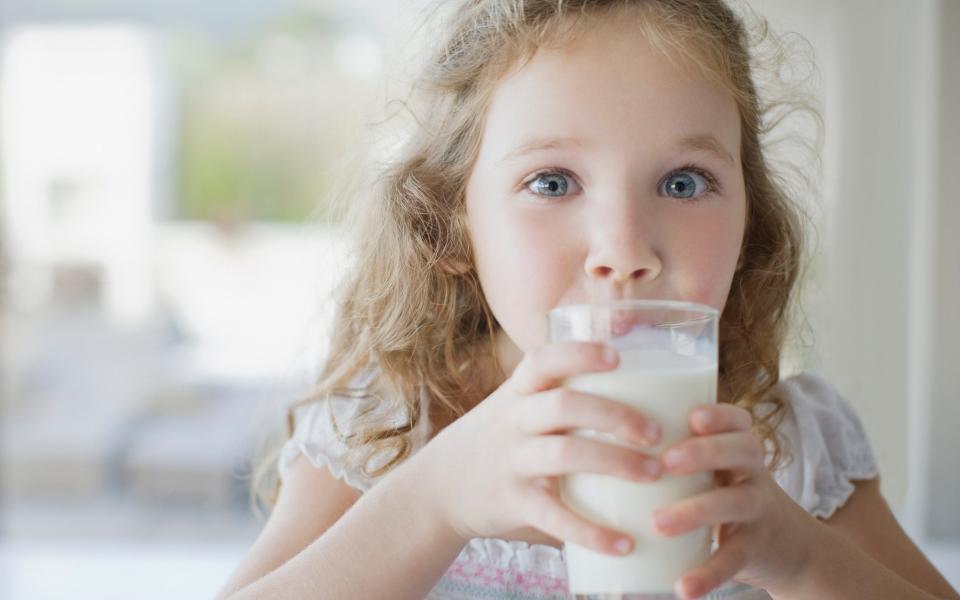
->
[596, 266, 612, 277]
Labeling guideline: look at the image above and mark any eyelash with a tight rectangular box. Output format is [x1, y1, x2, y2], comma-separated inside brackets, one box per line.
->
[521, 163, 721, 201]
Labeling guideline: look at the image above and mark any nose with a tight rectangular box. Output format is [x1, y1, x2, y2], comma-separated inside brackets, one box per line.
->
[583, 205, 662, 285]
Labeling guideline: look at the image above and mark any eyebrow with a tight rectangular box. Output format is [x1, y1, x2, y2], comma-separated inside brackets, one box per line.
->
[676, 133, 737, 166]
[498, 133, 736, 166]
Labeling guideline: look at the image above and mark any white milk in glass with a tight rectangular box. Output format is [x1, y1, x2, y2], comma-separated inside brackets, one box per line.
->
[561, 348, 716, 595]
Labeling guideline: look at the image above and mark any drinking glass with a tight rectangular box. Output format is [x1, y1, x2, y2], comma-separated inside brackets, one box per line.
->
[548, 300, 719, 599]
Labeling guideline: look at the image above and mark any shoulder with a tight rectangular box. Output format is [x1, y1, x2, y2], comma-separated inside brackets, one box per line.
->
[278, 364, 433, 493]
[769, 372, 880, 519]
[776, 372, 859, 417]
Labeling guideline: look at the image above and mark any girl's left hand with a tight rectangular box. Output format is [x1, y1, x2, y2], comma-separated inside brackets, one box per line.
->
[650, 403, 820, 599]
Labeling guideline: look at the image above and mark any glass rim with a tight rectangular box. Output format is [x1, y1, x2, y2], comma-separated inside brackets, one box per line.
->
[548, 299, 719, 326]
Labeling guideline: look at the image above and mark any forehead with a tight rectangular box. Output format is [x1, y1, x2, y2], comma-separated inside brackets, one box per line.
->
[477, 17, 740, 165]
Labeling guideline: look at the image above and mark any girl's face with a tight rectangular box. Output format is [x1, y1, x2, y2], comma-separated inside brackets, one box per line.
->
[465, 17, 746, 370]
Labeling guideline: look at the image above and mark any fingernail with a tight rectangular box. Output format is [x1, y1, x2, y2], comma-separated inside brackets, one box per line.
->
[678, 575, 701, 599]
[692, 409, 711, 429]
[615, 536, 633, 554]
[644, 459, 661, 477]
[603, 346, 619, 365]
[653, 510, 673, 531]
[663, 449, 685, 469]
[644, 421, 660, 443]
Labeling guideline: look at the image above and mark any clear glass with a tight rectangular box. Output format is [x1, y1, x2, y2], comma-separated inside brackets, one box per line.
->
[548, 300, 719, 600]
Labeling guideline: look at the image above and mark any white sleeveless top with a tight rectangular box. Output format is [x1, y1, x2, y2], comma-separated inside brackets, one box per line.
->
[277, 372, 879, 599]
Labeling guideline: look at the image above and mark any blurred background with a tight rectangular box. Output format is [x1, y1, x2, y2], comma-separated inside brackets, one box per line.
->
[0, 0, 957, 598]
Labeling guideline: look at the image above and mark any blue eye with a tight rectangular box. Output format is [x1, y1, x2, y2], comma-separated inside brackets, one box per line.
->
[523, 166, 718, 201]
[525, 170, 577, 198]
[661, 167, 716, 200]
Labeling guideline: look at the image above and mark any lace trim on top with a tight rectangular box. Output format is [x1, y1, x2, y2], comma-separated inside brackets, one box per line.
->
[278, 370, 879, 589]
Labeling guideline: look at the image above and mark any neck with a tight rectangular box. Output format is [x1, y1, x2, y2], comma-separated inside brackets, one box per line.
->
[434, 329, 524, 424]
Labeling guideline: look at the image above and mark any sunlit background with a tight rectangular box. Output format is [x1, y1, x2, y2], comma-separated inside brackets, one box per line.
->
[1, 1, 957, 598]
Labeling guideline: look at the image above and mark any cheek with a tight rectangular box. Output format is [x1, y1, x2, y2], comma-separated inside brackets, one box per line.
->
[468, 206, 578, 347]
[670, 212, 744, 311]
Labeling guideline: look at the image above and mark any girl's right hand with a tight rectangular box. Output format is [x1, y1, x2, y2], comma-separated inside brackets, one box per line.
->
[411, 341, 663, 556]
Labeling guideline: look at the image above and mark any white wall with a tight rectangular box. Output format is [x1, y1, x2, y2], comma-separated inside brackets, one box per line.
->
[753, 0, 956, 540]
[928, 0, 960, 541]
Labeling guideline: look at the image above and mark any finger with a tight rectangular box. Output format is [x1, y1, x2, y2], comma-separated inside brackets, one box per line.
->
[523, 485, 635, 557]
[688, 403, 753, 435]
[510, 341, 617, 394]
[651, 483, 762, 537]
[514, 387, 661, 447]
[513, 434, 662, 482]
[661, 432, 765, 478]
[675, 532, 751, 600]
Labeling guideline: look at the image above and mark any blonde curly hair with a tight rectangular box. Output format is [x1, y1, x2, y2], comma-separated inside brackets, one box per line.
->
[250, 0, 821, 514]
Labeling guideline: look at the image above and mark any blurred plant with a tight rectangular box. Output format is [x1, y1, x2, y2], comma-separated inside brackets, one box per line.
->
[168, 11, 379, 224]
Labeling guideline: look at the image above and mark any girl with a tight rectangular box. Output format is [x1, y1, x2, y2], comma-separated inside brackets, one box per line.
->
[217, 1, 959, 599]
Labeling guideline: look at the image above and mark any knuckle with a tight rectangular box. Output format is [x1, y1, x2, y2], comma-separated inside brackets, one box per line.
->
[622, 423, 645, 446]
[684, 438, 707, 463]
[622, 408, 648, 437]
[547, 436, 575, 464]
[618, 450, 642, 478]
[623, 450, 653, 480]
[547, 388, 574, 415]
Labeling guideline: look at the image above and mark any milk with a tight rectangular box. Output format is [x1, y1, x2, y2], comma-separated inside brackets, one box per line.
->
[560, 349, 716, 595]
